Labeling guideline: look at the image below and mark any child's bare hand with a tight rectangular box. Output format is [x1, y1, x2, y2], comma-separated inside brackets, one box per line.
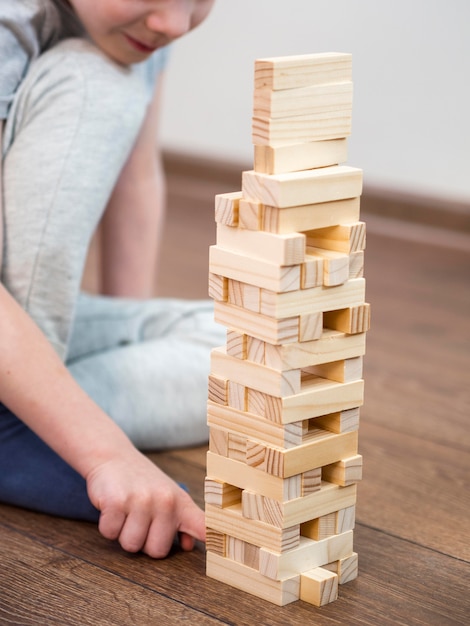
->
[86, 451, 205, 558]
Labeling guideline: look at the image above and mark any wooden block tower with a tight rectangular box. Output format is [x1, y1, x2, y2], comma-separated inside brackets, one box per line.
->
[205, 52, 370, 608]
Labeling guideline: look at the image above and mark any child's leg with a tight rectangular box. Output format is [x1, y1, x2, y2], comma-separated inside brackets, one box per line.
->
[67, 294, 226, 450]
[1, 38, 155, 359]
[0, 403, 99, 521]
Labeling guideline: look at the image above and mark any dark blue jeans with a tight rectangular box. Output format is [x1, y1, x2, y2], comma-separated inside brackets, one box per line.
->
[0, 403, 99, 521]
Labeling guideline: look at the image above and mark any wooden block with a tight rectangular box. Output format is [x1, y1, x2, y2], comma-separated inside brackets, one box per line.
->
[349, 250, 364, 279]
[262, 197, 361, 234]
[322, 454, 363, 486]
[252, 110, 352, 146]
[238, 198, 263, 230]
[247, 336, 265, 363]
[298, 312, 324, 342]
[205, 502, 301, 552]
[206, 552, 300, 606]
[302, 467, 322, 496]
[207, 401, 303, 449]
[227, 432, 246, 462]
[301, 513, 337, 541]
[301, 253, 324, 289]
[254, 138, 348, 175]
[204, 478, 242, 508]
[215, 191, 242, 226]
[208, 272, 228, 301]
[336, 505, 356, 533]
[323, 303, 371, 334]
[242, 166, 363, 209]
[259, 531, 354, 580]
[325, 552, 358, 584]
[305, 356, 363, 383]
[227, 280, 261, 312]
[254, 52, 352, 91]
[227, 381, 246, 411]
[263, 330, 366, 371]
[306, 221, 366, 254]
[214, 301, 300, 345]
[216, 223, 306, 266]
[211, 346, 302, 397]
[226, 329, 246, 359]
[209, 428, 228, 456]
[242, 490, 284, 528]
[226, 536, 260, 570]
[314, 407, 360, 434]
[259, 278, 366, 319]
[300, 567, 338, 606]
[205, 528, 226, 556]
[254, 82, 353, 120]
[306, 246, 349, 287]
[210, 245, 301, 293]
[245, 430, 358, 478]
[208, 374, 228, 405]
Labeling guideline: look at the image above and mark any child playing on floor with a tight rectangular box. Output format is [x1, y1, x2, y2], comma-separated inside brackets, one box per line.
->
[0, 0, 223, 559]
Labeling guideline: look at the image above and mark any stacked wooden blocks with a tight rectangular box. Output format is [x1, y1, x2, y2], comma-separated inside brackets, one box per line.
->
[205, 52, 370, 608]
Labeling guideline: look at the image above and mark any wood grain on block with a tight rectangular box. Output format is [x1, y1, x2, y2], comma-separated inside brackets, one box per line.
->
[206, 552, 300, 606]
[301, 253, 324, 289]
[324, 552, 358, 584]
[305, 356, 364, 383]
[208, 272, 228, 302]
[204, 478, 242, 508]
[226, 329, 246, 359]
[216, 224, 306, 266]
[227, 280, 260, 312]
[210, 245, 301, 293]
[205, 528, 226, 556]
[209, 427, 228, 457]
[323, 303, 371, 334]
[306, 247, 350, 287]
[300, 567, 338, 606]
[254, 138, 348, 175]
[238, 198, 263, 230]
[226, 536, 260, 570]
[254, 82, 353, 119]
[322, 454, 363, 486]
[252, 110, 352, 146]
[214, 191, 242, 226]
[313, 407, 360, 434]
[301, 467, 322, 495]
[208, 374, 228, 405]
[301, 513, 337, 541]
[254, 52, 352, 91]
[227, 381, 246, 412]
[336, 505, 356, 533]
[349, 250, 364, 279]
[306, 221, 366, 253]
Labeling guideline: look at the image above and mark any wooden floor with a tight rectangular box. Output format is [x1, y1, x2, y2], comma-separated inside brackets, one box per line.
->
[1, 164, 469, 625]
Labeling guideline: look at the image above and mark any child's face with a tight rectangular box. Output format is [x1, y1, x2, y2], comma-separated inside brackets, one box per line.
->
[67, 0, 215, 65]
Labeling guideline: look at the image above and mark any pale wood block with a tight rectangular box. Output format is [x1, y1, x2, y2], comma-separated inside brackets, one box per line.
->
[207, 451, 303, 502]
[264, 394, 283, 424]
[214, 301, 300, 345]
[322, 454, 363, 486]
[349, 250, 364, 278]
[262, 197, 360, 234]
[227, 432, 246, 462]
[244, 542, 261, 570]
[338, 552, 358, 584]
[227, 381, 246, 411]
[305, 356, 364, 383]
[336, 505, 356, 533]
[209, 428, 228, 457]
[259, 531, 354, 580]
[216, 223, 306, 266]
[314, 407, 360, 434]
[207, 401, 303, 449]
[246, 336, 265, 364]
[246, 388, 267, 417]
[226, 329, 246, 359]
[323, 303, 371, 334]
[227, 280, 260, 312]
[254, 138, 348, 175]
[263, 330, 366, 371]
[306, 221, 366, 254]
[205, 502, 300, 552]
[298, 312, 324, 341]
[210, 245, 301, 293]
[211, 346, 302, 397]
[247, 430, 358, 478]
[242, 166, 363, 209]
[206, 552, 300, 606]
[205, 528, 226, 556]
[254, 52, 352, 91]
[208, 272, 228, 302]
[301, 512, 337, 541]
[238, 198, 263, 230]
[259, 278, 366, 319]
[302, 467, 322, 495]
[226, 536, 261, 570]
[242, 491, 284, 528]
[300, 567, 338, 606]
[254, 81, 353, 120]
[208, 374, 228, 405]
[204, 478, 242, 508]
[252, 110, 352, 146]
[214, 191, 242, 226]
[306, 246, 349, 287]
[301, 254, 323, 289]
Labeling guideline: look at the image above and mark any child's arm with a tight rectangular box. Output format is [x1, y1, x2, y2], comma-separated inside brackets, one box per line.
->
[0, 280, 205, 557]
[99, 73, 167, 298]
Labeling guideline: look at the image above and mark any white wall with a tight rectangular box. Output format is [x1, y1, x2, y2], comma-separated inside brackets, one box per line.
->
[160, 0, 470, 203]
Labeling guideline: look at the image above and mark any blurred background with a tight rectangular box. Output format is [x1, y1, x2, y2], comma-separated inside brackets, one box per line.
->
[160, 0, 470, 206]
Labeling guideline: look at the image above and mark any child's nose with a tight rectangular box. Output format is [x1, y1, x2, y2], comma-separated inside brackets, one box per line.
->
[146, 2, 192, 40]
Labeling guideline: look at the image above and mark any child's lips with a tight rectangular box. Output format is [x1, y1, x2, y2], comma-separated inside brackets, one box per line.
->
[124, 34, 158, 53]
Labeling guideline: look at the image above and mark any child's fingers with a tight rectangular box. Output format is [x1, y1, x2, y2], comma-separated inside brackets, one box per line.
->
[98, 508, 127, 542]
[178, 499, 206, 544]
[116, 510, 152, 554]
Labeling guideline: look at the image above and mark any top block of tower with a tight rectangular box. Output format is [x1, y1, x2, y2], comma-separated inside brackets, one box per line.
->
[254, 52, 352, 91]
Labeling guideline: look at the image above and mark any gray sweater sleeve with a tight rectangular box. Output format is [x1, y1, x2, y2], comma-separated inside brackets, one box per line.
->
[0, 0, 59, 119]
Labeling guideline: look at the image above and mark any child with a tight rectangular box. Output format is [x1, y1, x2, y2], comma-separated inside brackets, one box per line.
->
[0, 0, 223, 559]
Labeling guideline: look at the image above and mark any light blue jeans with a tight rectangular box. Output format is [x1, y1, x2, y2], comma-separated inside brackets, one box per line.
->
[0, 39, 224, 520]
